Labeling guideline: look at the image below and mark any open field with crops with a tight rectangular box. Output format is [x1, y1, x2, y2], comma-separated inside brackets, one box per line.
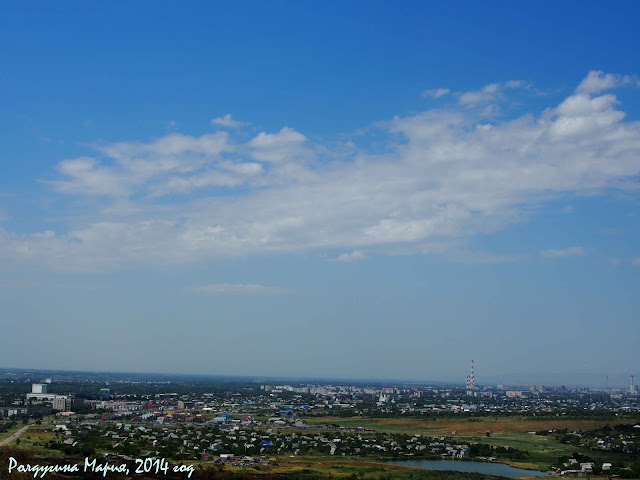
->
[303, 415, 630, 435]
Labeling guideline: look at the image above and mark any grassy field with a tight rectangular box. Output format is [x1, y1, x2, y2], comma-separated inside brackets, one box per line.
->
[303, 415, 624, 435]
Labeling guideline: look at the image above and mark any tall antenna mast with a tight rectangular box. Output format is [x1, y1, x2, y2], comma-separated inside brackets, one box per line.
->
[471, 359, 475, 390]
[466, 359, 475, 394]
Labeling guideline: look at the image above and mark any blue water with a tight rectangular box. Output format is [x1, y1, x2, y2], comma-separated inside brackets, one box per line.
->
[389, 459, 548, 477]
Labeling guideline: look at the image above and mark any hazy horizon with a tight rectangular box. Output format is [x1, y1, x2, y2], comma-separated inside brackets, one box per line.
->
[1, 365, 634, 391]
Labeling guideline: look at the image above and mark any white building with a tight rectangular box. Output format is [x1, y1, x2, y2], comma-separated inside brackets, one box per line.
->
[32, 383, 47, 394]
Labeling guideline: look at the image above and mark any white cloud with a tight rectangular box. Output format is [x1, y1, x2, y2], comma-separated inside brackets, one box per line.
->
[47, 157, 128, 196]
[101, 132, 230, 161]
[192, 283, 291, 294]
[158, 171, 244, 194]
[211, 114, 248, 128]
[219, 161, 263, 176]
[548, 93, 625, 139]
[457, 80, 530, 105]
[540, 247, 585, 259]
[423, 88, 450, 98]
[243, 127, 313, 178]
[458, 83, 500, 105]
[504, 80, 527, 89]
[333, 250, 365, 263]
[632, 258, 640, 266]
[249, 127, 306, 149]
[46, 132, 238, 197]
[4, 71, 640, 272]
[248, 127, 308, 163]
[575, 70, 637, 95]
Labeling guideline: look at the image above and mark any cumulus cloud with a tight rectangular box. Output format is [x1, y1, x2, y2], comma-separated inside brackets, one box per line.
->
[540, 247, 585, 259]
[575, 70, 638, 95]
[4, 71, 640, 271]
[248, 127, 308, 163]
[192, 283, 291, 294]
[547, 93, 625, 139]
[333, 250, 366, 263]
[211, 114, 249, 128]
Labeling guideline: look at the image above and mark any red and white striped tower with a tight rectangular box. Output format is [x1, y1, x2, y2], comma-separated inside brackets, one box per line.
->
[470, 360, 475, 390]
[466, 360, 475, 395]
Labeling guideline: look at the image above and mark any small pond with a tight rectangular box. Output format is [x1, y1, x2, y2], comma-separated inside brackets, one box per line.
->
[389, 459, 548, 477]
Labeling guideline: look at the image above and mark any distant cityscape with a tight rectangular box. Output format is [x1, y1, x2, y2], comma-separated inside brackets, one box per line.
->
[2, 361, 639, 421]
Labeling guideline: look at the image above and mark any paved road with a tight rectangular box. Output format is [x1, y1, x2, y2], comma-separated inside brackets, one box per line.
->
[0, 425, 30, 446]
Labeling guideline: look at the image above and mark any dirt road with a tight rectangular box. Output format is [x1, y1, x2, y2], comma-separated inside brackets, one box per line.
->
[0, 425, 30, 446]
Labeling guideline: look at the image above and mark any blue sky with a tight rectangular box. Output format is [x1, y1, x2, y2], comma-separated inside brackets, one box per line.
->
[1, 1, 640, 386]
